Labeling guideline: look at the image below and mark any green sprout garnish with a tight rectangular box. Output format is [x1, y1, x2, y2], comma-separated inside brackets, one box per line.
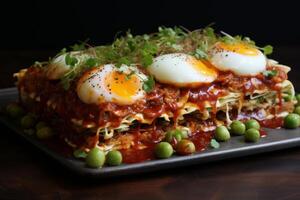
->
[38, 26, 273, 91]
[65, 54, 78, 67]
[260, 45, 273, 55]
[70, 39, 89, 51]
[142, 76, 155, 92]
[85, 58, 98, 68]
[210, 139, 220, 149]
[263, 70, 278, 78]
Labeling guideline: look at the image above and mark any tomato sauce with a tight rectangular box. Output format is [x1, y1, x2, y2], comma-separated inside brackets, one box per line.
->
[259, 129, 267, 138]
[191, 131, 213, 151]
[120, 130, 213, 163]
[121, 146, 155, 164]
[260, 118, 283, 129]
[188, 84, 226, 114]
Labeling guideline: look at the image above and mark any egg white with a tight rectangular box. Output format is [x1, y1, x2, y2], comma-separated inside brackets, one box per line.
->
[210, 44, 267, 76]
[46, 51, 92, 80]
[147, 53, 218, 87]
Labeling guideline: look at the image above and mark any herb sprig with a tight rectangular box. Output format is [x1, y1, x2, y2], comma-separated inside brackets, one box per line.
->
[45, 26, 273, 90]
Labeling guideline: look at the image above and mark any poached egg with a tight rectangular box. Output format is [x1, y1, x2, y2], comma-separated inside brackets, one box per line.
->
[77, 64, 146, 105]
[209, 42, 267, 76]
[147, 53, 218, 87]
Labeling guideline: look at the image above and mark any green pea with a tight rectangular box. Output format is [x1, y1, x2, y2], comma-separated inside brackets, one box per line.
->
[215, 126, 230, 142]
[284, 113, 300, 129]
[106, 150, 123, 166]
[35, 121, 47, 130]
[85, 148, 106, 168]
[245, 128, 260, 142]
[283, 94, 293, 102]
[294, 106, 300, 115]
[6, 104, 24, 118]
[165, 130, 182, 143]
[296, 94, 300, 105]
[173, 132, 182, 142]
[176, 139, 196, 155]
[230, 120, 246, 135]
[180, 130, 189, 139]
[245, 119, 260, 130]
[165, 131, 173, 143]
[21, 114, 36, 129]
[154, 142, 173, 159]
[36, 127, 53, 139]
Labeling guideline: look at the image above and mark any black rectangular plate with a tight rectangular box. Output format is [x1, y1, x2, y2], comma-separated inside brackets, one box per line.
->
[1, 87, 300, 178]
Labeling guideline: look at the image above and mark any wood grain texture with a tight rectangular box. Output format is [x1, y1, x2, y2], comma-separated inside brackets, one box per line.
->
[0, 48, 300, 200]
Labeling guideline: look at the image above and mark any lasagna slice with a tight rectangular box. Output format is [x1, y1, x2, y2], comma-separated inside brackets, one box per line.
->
[14, 27, 296, 162]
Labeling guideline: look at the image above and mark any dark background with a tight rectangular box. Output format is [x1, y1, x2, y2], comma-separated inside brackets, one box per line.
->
[1, 1, 300, 199]
[1, 0, 299, 89]
[1, 0, 300, 50]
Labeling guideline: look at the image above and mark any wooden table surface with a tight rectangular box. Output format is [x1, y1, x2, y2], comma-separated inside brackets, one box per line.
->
[0, 47, 300, 200]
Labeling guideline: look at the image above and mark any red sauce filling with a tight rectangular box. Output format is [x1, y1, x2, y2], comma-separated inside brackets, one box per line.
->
[188, 84, 227, 114]
[259, 129, 268, 138]
[191, 131, 214, 151]
[121, 147, 155, 164]
[119, 130, 214, 163]
[260, 118, 284, 129]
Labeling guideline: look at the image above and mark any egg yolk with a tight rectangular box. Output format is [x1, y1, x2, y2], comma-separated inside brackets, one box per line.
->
[216, 42, 259, 56]
[189, 57, 218, 78]
[105, 71, 141, 100]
